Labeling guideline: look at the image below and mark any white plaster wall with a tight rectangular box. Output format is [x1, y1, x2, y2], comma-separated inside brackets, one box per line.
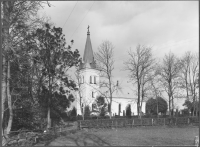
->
[76, 68, 100, 115]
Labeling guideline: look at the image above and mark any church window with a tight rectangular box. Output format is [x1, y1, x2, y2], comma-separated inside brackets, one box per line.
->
[94, 76, 96, 84]
[118, 103, 121, 115]
[90, 76, 93, 84]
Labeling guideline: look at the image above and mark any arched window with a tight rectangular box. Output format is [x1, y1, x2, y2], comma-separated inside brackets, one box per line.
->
[94, 76, 96, 84]
[118, 103, 121, 115]
[90, 76, 92, 84]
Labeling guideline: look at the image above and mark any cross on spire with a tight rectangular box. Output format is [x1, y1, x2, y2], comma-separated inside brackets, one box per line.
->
[87, 25, 90, 35]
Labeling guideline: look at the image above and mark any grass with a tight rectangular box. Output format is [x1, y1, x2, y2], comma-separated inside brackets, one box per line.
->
[35, 125, 199, 146]
[91, 126, 199, 146]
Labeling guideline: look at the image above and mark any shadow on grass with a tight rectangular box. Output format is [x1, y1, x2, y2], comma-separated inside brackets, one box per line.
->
[44, 130, 111, 146]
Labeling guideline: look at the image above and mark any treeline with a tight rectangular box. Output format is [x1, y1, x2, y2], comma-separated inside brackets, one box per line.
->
[124, 45, 199, 118]
[2, 1, 81, 139]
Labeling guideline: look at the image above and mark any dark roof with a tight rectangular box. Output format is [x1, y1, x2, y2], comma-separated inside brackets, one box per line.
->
[80, 29, 96, 70]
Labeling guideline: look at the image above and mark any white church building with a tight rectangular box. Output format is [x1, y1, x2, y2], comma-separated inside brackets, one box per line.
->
[74, 28, 146, 116]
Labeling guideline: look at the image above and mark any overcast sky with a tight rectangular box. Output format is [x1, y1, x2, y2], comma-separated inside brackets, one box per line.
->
[40, 1, 198, 108]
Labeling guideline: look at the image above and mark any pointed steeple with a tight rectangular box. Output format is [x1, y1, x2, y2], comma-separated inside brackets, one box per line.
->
[79, 26, 96, 70]
[83, 25, 94, 64]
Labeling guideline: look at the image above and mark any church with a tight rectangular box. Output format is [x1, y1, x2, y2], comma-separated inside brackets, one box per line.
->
[74, 27, 146, 116]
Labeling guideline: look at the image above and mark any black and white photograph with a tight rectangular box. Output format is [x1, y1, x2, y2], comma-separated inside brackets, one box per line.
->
[1, 1, 199, 146]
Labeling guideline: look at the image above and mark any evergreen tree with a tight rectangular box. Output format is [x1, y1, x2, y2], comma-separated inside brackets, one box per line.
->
[33, 23, 80, 128]
[71, 107, 77, 117]
[84, 106, 91, 118]
[126, 104, 132, 117]
[146, 97, 168, 115]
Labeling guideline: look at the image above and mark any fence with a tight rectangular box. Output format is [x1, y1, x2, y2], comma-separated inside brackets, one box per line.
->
[77, 116, 199, 129]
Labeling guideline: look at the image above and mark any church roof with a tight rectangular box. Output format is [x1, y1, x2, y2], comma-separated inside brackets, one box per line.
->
[83, 28, 94, 63]
[80, 26, 96, 70]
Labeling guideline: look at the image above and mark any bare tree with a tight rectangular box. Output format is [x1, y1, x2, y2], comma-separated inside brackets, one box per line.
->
[179, 51, 193, 100]
[179, 52, 199, 116]
[95, 40, 119, 118]
[124, 45, 155, 118]
[187, 53, 199, 116]
[157, 52, 180, 117]
[149, 67, 165, 117]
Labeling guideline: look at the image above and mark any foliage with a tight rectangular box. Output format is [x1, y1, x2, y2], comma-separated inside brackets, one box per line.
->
[32, 23, 80, 127]
[84, 105, 91, 117]
[126, 104, 132, 117]
[2, 1, 48, 137]
[95, 96, 108, 116]
[183, 99, 199, 114]
[146, 97, 168, 115]
[71, 107, 77, 117]
[96, 96, 106, 107]
[3, 22, 80, 131]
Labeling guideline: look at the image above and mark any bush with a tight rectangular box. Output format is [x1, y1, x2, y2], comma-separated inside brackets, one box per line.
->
[126, 104, 132, 117]
[100, 106, 107, 116]
[71, 107, 77, 117]
[84, 105, 91, 117]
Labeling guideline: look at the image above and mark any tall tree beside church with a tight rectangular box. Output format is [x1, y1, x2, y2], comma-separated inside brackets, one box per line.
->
[95, 40, 119, 118]
[179, 52, 199, 116]
[33, 23, 80, 128]
[124, 45, 154, 118]
[1, 1, 47, 139]
[157, 52, 181, 117]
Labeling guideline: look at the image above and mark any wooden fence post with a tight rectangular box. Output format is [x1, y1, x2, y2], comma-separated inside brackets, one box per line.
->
[112, 120, 113, 128]
[132, 119, 134, 128]
[164, 118, 165, 126]
[124, 120, 126, 127]
[175, 118, 177, 125]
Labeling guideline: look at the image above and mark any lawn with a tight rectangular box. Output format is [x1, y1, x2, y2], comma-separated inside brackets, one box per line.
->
[37, 125, 199, 146]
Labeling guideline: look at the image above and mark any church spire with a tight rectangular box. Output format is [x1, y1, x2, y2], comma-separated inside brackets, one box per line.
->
[83, 25, 94, 64]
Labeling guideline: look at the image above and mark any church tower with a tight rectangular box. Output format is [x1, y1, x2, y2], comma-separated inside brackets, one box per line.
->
[76, 26, 100, 115]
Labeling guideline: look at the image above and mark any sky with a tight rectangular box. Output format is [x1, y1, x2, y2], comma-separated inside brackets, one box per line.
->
[39, 1, 199, 109]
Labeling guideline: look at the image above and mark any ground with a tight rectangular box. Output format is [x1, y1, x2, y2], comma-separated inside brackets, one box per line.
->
[35, 125, 199, 146]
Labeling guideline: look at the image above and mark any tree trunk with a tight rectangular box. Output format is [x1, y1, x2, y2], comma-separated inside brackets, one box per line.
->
[109, 98, 112, 119]
[137, 82, 141, 118]
[108, 78, 113, 119]
[172, 95, 174, 117]
[82, 105, 85, 120]
[2, 1, 11, 139]
[2, 57, 7, 131]
[47, 106, 51, 128]
[6, 61, 13, 135]
[168, 94, 171, 117]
